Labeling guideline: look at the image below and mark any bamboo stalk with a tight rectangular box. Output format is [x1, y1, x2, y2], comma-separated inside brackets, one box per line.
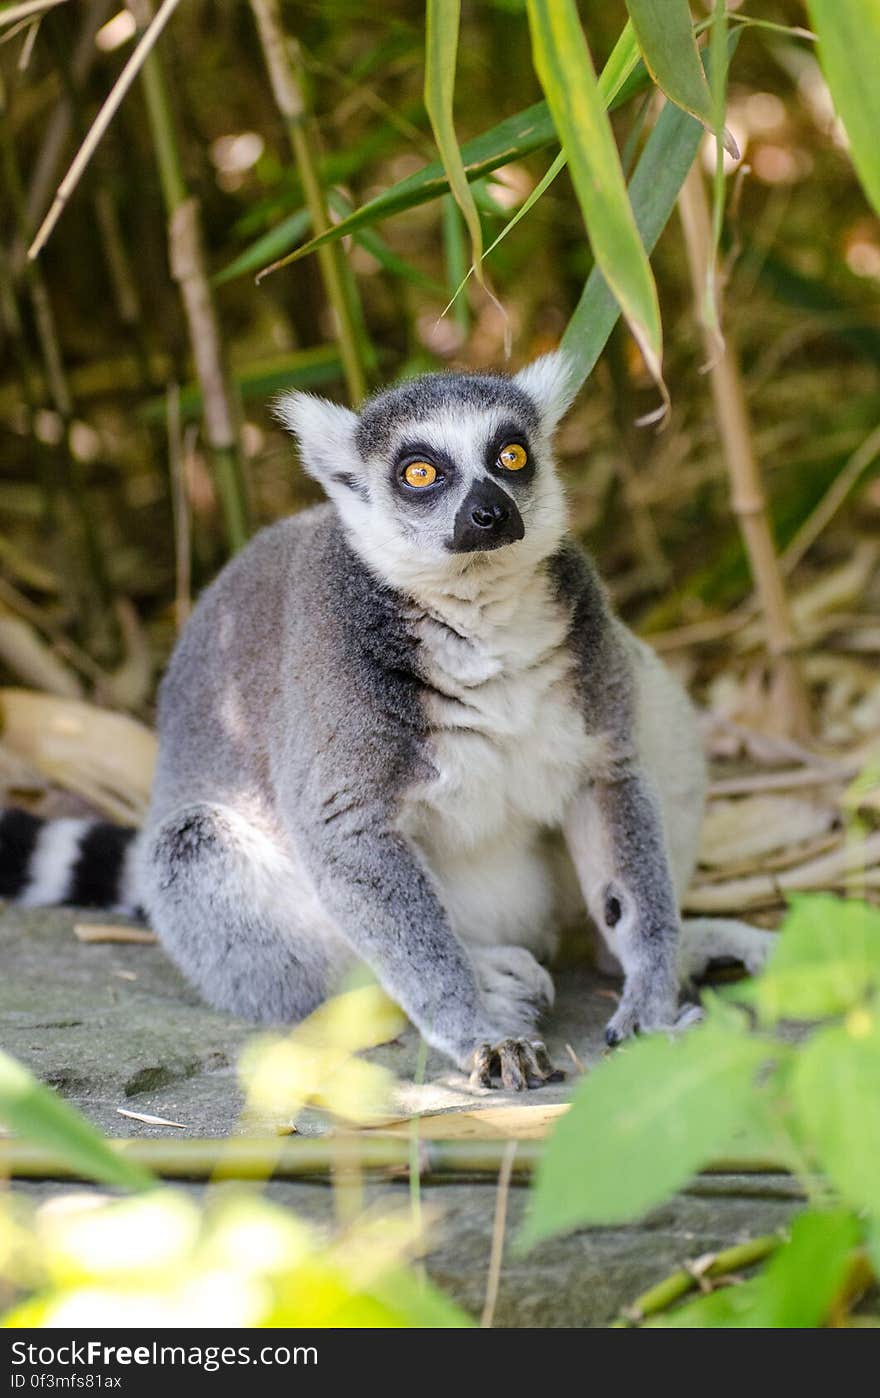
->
[249, 0, 369, 405]
[27, 0, 182, 259]
[616, 1233, 781, 1326]
[0, 1136, 795, 1183]
[0, 0, 66, 27]
[678, 164, 812, 740]
[0, 73, 113, 642]
[126, 0, 249, 552]
[19, 0, 114, 261]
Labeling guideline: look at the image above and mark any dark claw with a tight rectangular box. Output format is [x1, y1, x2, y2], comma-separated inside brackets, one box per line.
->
[468, 1037, 564, 1091]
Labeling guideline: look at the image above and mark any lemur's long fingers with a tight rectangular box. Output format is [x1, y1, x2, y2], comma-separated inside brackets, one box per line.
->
[527, 1039, 565, 1085]
[499, 1039, 528, 1091]
[469, 1042, 496, 1090]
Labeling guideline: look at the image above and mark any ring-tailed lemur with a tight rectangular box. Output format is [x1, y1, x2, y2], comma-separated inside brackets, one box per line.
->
[0, 353, 770, 1088]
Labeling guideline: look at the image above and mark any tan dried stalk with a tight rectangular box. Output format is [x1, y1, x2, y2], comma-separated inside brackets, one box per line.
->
[249, 0, 368, 404]
[126, 0, 248, 551]
[678, 164, 812, 739]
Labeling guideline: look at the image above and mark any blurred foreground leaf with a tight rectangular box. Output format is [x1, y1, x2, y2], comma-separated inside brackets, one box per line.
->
[0, 1051, 153, 1193]
[521, 1013, 770, 1244]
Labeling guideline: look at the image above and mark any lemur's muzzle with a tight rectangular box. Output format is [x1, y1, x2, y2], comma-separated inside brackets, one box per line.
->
[449, 478, 525, 553]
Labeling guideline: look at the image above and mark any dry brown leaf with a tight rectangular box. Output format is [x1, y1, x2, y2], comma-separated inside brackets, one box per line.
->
[0, 688, 156, 821]
[0, 614, 84, 700]
[74, 923, 156, 944]
[700, 794, 838, 867]
[685, 830, 880, 912]
[357, 1104, 570, 1140]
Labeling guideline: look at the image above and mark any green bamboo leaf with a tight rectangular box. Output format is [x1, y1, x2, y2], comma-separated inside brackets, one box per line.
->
[626, 0, 738, 157]
[793, 1018, 880, 1218]
[254, 37, 651, 285]
[138, 346, 343, 424]
[561, 93, 703, 391]
[0, 1049, 153, 1192]
[256, 101, 555, 281]
[521, 1017, 769, 1245]
[807, 0, 880, 217]
[424, 0, 486, 289]
[443, 21, 641, 315]
[526, 0, 664, 404]
[215, 208, 311, 286]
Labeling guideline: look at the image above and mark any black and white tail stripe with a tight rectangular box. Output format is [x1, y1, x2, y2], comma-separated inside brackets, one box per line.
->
[0, 808, 141, 913]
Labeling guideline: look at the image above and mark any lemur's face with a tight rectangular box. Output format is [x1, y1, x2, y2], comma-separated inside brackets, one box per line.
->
[278, 352, 575, 590]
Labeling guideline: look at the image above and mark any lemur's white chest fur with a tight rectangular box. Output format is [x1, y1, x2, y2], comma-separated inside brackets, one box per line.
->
[395, 560, 601, 953]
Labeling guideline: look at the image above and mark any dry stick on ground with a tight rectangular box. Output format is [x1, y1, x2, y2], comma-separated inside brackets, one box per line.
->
[249, 0, 368, 405]
[126, 0, 249, 552]
[678, 165, 812, 739]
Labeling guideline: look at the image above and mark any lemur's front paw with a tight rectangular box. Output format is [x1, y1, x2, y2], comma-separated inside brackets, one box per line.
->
[468, 1037, 564, 1092]
[604, 983, 701, 1046]
[471, 945, 555, 1038]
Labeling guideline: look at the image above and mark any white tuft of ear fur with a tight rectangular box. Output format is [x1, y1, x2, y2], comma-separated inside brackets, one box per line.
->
[514, 350, 577, 432]
[274, 390, 359, 489]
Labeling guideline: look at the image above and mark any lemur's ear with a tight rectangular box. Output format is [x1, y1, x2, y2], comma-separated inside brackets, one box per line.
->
[514, 350, 577, 432]
[275, 391, 361, 494]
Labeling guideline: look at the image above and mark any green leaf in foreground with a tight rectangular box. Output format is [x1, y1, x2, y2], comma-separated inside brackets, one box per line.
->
[808, 0, 880, 218]
[527, 0, 664, 399]
[626, 0, 736, 156]
[0, 1049, 153, 1192]
[521, 1017, 769, 1246]
[793, 1017, 880, 1219]
[742, 894, 880, 1023]
[655, 1208, 858, 1328]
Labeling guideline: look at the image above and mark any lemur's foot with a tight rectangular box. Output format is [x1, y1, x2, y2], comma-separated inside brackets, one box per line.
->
[678, 917, 776, 983]
[468, 1037, 564, 1091]
[604, 989, 701, 1047]
[471, 945, 555, 1038]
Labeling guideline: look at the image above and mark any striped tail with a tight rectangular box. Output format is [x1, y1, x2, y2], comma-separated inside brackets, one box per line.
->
[0, 808, 141, 914]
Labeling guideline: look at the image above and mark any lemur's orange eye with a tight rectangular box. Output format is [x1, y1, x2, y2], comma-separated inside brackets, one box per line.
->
[404, 461, 437, 488]
[498, 443, 528, 471]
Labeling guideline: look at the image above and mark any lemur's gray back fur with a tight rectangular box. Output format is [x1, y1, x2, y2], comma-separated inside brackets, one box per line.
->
[0, 353, 772, 1087]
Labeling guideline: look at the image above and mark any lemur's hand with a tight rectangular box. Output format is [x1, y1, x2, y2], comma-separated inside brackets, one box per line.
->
[468, 1037, 564, 1091]
[604, 977, 701, 1046]
[470, 944, 555, 1038]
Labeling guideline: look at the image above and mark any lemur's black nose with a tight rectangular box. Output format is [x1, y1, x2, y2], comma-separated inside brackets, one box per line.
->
[449, 478, 524, 554]
[471, 500, 509, 529]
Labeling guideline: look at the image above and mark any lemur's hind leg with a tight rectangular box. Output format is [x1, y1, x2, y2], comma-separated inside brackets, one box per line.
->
[678, 917, 775, 985]
[139, 802, 348, 1024]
